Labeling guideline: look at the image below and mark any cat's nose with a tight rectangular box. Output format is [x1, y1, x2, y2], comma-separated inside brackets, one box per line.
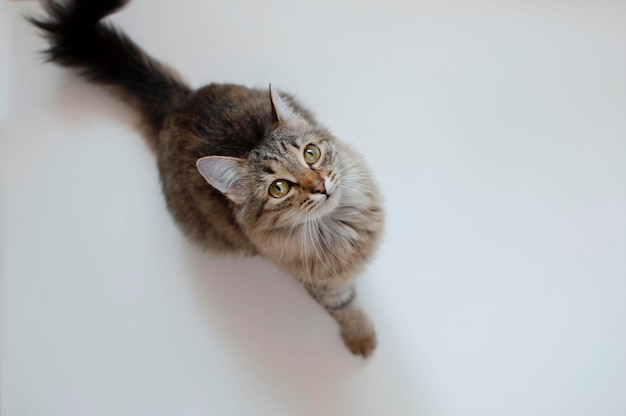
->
[312, 179, 326, 195]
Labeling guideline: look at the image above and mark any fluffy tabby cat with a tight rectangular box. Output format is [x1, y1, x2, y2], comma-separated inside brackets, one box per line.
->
[29, 0, 384, 357]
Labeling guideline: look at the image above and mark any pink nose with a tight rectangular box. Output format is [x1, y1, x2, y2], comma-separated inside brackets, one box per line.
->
[312, 180, 326, 194]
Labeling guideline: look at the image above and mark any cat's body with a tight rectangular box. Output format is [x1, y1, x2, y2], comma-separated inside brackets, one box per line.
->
[30, 0, 383, 357]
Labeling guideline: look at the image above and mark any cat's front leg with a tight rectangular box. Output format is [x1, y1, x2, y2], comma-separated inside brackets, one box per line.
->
[304, 283, 377, 358]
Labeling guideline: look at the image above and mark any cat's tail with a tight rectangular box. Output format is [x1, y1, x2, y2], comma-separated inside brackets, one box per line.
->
[28, 0, 192, 145]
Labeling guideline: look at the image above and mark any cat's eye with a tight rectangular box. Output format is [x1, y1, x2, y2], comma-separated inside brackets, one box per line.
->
[303, 144, 321, 165]
[269, 179, 291, 198]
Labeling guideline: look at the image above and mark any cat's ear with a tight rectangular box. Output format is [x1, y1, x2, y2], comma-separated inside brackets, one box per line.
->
[196, 156, 248, 204]
[269, 84, 305, 127]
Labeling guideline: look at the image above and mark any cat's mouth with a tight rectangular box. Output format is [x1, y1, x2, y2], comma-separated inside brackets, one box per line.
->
[310, 187, 340, 217]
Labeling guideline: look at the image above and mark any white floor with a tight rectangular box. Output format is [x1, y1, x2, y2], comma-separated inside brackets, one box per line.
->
[2, 1, 626, 415]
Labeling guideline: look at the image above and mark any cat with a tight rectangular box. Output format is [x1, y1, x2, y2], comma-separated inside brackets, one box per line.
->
[29, 0, 384, 357]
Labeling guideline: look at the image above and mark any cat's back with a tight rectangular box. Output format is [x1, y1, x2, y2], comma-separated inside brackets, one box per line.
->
[169, 84, 272, 158]
[155, 84, 271, 254]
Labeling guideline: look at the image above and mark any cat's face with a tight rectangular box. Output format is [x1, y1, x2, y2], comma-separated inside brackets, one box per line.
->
[245, 125, 345, 227]
[196, 86, 364, 230]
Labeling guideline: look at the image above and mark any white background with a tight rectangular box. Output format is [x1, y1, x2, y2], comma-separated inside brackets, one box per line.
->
[2, 0, 626, 415]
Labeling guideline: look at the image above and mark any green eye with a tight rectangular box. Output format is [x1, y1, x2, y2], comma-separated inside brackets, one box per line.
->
[303, 144, 321, 164]
[269, 180, 290, 198]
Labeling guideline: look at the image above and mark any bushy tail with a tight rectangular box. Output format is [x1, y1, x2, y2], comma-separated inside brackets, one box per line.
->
[28, 0, 192, 143]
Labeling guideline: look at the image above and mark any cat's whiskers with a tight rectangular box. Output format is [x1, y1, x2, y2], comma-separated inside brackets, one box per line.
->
[335, 160, 365, 176]
[317, 218, 350, 265]
[340, 173, 376, 185]
[311, 217, 338, 275]
[335, 152, 370, 173]
[340, 182, 378, 195]
[276, 213, 302, 265]
[340, 170, 373, 178]
[342, 180, 374, 187]
[337, 170, 374, 181]
[341, 184, 377, 194]
[306, 216, 321, 265]
[302, 213, 324, 308]
[344, 130, 371, 147]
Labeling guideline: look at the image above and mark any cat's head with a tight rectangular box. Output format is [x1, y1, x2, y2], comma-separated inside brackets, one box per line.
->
[196, 86, 359, 230]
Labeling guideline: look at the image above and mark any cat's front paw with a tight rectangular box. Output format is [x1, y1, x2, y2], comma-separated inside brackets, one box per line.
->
[341, 324, 377, 358]
[342, 330, 377, 358]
